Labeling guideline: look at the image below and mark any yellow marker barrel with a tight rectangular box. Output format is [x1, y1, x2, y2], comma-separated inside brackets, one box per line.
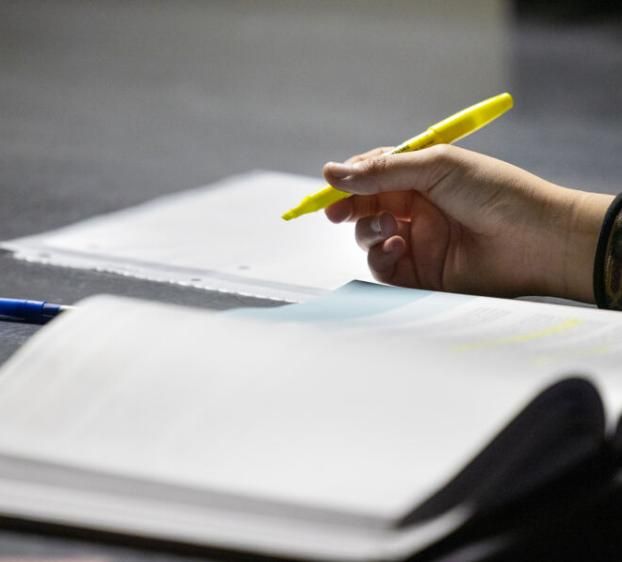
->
[281, 92, 513, 221]
[426, 92, 513, 144]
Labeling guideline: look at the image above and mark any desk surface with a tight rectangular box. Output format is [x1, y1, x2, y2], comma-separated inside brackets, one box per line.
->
[1, 1, 621, 560]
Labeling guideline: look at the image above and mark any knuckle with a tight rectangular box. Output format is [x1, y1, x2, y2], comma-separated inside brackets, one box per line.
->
[427, 143, 456, 164]
[350, 147, 383, 164]
[422, 144, 462, 187]
[348, 152, 366, 163]
[363, 147, 385, 159]
[360, 156, 389, 177]
[355, 218, 372, 250]
[367, 248, 390, 278]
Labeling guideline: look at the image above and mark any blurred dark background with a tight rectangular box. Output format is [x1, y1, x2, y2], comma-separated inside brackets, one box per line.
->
[1, 0, 621, 241]
[515, 0, 622, 20]
[0, 1, 621, 560]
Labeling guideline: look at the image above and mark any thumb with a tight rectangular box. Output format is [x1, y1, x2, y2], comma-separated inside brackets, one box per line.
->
[323, 144, 461, 196]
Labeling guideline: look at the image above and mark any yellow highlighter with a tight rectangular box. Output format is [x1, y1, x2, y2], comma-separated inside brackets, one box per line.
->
[281, 92, 514, 221]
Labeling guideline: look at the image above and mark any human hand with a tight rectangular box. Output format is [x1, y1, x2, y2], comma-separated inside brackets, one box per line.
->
[324, 145, 613, 302]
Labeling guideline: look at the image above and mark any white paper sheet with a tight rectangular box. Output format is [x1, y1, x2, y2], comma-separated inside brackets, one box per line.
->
[1, 171, 374, 302]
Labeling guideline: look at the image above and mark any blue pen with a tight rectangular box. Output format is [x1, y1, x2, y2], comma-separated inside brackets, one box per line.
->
[0, 298, 74, 325]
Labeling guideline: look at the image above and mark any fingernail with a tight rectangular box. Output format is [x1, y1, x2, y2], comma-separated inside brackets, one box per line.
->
[326, 201, 351, 223]
[371, 216, 382, 234]
[383, 239, 399, 254]
[327, 162, 355, 178]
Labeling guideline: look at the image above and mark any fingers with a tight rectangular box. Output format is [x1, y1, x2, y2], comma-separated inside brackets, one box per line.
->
[345, 146, 394, 164]
[325, 195, 381, 224]
[355, 212, 397, 250]
[367, 235, 407, 282]
[352, 212, 411, 284]
[324, 145, 407, 224]
[325, 198, 354, 223]
[323, 144, 460, 196]
[325, 190, 416, 224]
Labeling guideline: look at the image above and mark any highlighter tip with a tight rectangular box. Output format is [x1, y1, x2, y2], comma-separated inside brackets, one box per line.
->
[281, 210, 297, 221]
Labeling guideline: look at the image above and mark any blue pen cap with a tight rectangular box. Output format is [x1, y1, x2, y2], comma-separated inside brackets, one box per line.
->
[0, 299, 63, 324]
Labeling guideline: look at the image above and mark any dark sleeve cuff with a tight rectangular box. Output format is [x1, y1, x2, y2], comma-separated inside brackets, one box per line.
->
[593, 193, 622, 309]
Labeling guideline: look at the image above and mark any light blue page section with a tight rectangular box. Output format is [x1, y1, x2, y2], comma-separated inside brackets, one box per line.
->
[229, 280, 472, 324]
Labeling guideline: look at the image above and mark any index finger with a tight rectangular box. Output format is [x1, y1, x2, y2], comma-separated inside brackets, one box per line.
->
[345, 146, 395, 164]
[324, 145, 460, 196]
[325, 191, 415, 223]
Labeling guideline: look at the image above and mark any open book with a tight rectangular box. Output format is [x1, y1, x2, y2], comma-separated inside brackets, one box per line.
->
[0, 282, 620, 560]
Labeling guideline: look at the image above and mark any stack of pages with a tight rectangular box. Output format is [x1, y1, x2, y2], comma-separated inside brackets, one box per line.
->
[0, 281, 619, 560]
[1, 171, 373, 302]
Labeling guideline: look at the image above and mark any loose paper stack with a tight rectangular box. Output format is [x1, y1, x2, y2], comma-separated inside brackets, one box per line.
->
[2, 171, 373, 302]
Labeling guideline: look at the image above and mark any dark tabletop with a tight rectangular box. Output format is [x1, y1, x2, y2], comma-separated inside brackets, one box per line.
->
[1, 1, 622, 560]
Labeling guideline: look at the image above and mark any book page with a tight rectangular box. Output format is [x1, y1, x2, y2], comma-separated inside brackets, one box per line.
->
[1, 285, 615, 522]
[248, 282, 622, 415]
[1, 171, 373, 302]
[0, 284, 620, 558]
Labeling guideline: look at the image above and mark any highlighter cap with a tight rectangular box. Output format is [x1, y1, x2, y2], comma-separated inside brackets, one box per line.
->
[429, 92, 513, 144]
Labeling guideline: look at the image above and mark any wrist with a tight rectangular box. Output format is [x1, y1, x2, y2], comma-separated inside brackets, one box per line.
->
[552, 189, 613, 303]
